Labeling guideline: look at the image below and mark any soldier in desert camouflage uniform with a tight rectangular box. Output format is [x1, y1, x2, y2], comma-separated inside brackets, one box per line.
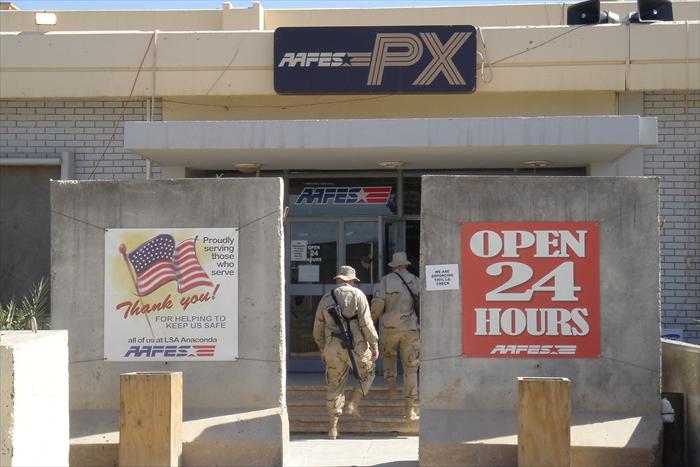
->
[371, 252, 420, 421]
[313, 265, 379, 439]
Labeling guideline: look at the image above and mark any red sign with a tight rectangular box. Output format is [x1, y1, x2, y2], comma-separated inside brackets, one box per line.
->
[461, 222, 600, 358]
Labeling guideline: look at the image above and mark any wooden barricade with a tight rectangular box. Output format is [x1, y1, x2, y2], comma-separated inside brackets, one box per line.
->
[517, 377, 571, 467]
[119, 372, 183, 467]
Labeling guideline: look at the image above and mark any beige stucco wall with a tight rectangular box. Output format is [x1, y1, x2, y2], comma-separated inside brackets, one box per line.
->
[1, 9, 698, 98]
[161, 92, 618, 121]
[2, 2, 699, 32]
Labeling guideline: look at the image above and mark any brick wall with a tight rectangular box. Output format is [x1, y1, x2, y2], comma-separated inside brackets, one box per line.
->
[0, 99, 160, 179]
[644, 91, 700, 344]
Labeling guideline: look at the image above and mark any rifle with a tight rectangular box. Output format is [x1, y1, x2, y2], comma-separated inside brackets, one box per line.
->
[328, 289, 370, 396]
[394, 271, 420, 323]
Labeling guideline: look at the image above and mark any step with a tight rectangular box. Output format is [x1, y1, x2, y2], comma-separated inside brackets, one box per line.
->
[288, 399, 420, 417]
[287, 386, 405, 401]
[290, 414, 419, 435]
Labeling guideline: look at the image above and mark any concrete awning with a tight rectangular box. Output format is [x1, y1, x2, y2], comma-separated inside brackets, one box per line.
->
[124, 116, 657, 170]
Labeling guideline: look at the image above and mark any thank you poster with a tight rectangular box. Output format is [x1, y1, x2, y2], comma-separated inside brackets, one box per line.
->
[104, 228, 238, 361]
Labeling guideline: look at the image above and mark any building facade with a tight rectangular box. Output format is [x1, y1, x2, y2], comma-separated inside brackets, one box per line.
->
[1, 1, 698, 352]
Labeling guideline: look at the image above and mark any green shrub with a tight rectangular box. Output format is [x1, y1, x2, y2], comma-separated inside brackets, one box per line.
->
[0, 277, 50, 331]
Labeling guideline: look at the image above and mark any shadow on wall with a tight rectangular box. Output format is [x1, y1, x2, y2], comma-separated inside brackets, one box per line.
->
[184, 407, 287, 467]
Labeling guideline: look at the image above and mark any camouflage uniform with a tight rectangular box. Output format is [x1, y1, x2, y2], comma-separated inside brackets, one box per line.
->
[371, 268, 420, 406]
[313, 283, 378, 418]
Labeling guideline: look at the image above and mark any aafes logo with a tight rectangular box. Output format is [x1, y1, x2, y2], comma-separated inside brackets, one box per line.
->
[274, 26, 476, 94]
[124, 345, 216, 358]
[295, 186, 392, 205]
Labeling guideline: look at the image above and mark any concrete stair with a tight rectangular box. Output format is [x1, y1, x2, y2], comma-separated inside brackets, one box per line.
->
[287, 385, 419, 435]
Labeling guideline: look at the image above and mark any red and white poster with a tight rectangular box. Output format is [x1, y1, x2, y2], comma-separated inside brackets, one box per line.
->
[461, 222, 600, 358]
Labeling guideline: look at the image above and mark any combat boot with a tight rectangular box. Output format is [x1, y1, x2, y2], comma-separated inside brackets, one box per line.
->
[387, 379, 399, 400]
[328, 415, 339, 440]
[405, 401, 419, 421]
[344, 390, 363, 418]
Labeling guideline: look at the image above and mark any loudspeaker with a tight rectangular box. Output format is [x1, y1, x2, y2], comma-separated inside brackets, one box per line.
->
[629, 0, 674, 22]
[567, 0, 620, 25]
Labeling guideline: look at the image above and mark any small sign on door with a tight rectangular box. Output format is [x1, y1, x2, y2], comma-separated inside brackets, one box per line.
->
[425, 264, 460, 291]
[291, 240, 307, 261]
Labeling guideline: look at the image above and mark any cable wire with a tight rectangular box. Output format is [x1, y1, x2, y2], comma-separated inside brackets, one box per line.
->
[88, 32, 156, 180]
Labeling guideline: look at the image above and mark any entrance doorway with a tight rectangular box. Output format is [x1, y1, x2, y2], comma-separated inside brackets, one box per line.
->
[288, 217, 406, 371]
[285, 175, 414, 372]
[200, 167, 587, 373]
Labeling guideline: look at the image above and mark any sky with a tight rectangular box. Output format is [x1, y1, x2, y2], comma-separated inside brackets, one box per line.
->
[12, 0, 541, 10]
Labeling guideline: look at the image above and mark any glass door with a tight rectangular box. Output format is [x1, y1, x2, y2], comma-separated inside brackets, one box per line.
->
[344, 221, 379, 296]
[288, 222, 338, 372]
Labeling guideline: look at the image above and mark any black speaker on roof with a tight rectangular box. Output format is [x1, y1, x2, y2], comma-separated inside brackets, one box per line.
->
[628, 0, 674, 22]
[567, 0, 620, 25]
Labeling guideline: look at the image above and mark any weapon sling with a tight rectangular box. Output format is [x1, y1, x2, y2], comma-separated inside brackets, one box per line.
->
[394, 271, 420, 323]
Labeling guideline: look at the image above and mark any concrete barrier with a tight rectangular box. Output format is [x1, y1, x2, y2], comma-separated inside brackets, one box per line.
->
[419, 176, 662, 466]
[0, 330, 69, 467]
[50, 179, 287, 466]
[662, 338, 700, 466]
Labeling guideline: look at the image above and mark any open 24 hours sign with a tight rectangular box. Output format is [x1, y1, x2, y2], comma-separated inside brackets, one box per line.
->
[461, 222, 600, 358]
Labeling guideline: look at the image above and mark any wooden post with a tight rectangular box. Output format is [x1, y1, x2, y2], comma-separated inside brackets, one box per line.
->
[517, 377, 571, 467]
[119, 372, 183, 467]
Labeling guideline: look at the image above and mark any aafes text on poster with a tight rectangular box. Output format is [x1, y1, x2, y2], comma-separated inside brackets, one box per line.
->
[104, 228, 239, 361]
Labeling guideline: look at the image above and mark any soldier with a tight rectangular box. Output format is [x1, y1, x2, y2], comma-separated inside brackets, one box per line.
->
[371, 252, 420, 421]
[313, 265, 379, 440]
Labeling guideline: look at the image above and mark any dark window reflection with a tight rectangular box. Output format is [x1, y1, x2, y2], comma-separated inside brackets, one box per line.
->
[403, 177, 421, 216]
[290, 295, 321, 358]
[345, 222, 378, 283]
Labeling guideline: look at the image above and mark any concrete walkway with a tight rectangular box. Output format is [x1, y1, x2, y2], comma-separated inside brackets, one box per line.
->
[287, 435, 418, 467]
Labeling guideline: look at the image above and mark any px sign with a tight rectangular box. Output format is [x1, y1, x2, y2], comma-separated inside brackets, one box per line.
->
[274, 26, 477, 94]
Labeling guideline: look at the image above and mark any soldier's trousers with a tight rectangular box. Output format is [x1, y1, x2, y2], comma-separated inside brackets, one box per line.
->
[380, 328, 420, 403]
[323, 340, 376, 417]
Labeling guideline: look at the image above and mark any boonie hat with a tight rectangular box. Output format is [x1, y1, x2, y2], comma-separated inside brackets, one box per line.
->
[388, 251, 411, 268]
[334, 265, 360, 282]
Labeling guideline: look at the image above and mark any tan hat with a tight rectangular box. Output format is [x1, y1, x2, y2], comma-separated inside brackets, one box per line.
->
[388, 252, 411, 268]
[334, 265, 360, 282]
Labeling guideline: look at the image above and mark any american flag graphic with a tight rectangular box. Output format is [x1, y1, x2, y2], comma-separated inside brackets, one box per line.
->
[126, 234, 213, 296]
[357, 187, 392, 204]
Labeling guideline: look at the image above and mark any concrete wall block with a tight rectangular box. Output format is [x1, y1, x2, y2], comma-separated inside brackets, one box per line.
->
[50, 178, 286, 410]
[420, 176, 660, 414]
[0, 331, 69, 467]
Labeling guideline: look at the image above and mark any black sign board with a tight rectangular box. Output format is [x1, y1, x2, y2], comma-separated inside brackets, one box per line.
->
[274, 26, 477, 94]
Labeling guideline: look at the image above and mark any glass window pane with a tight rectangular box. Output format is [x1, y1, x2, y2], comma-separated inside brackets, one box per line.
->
[289, 295, 321, 358]
[291, 223, 337, 283]
[383, 220, 403, 276]
[405, 220, 420, 276]
[403, 177, 421, 215]
[288, 178, 398, 217]
[345, 221, 379, 284]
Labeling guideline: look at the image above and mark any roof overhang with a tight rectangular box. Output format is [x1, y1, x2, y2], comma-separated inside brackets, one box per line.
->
[124, 116, 657, 170]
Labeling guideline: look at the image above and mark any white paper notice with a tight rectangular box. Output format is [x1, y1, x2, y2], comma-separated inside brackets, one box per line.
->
[425, 264, 460, 291]
[291, 240, 308, 261]
[298, 264, 320, 282]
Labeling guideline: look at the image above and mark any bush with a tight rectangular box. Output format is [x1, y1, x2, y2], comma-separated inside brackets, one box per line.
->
[0, 277, 50, 331]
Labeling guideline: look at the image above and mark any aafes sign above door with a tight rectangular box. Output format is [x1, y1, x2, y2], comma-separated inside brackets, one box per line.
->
[274, 26, 477, 94]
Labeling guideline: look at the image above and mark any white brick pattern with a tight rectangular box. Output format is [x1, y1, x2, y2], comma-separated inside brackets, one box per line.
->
[0, 99, 161, 179]
[644, 91, 700, 344]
